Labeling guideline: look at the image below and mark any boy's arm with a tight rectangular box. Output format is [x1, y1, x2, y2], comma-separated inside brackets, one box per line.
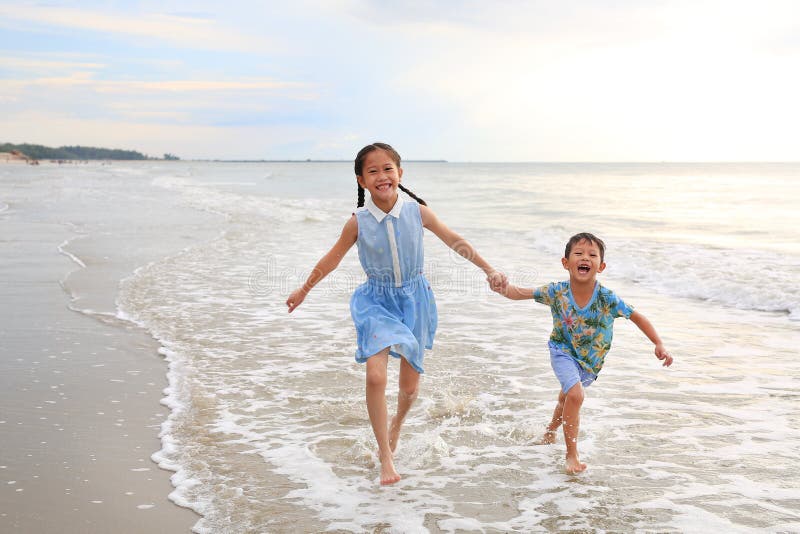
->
[495, 283, 534, 300]
[629, 310, 673, 366]
[286, 215, 358, 313]
[419, 204, 506, 289]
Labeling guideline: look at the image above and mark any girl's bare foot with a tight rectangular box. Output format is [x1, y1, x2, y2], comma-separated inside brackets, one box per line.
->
[534, 430, 557, 445]
[388, 415, 401, 452]
[565, 454, 587, 474]
[379, 452, 401, 485]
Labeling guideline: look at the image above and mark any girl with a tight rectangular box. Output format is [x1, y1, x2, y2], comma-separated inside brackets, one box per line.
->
[286, 143, 505, 485]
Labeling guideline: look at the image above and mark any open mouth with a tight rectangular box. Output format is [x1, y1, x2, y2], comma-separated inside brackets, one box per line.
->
[376, 183, 392, 192]
[577, 264, 591, 274]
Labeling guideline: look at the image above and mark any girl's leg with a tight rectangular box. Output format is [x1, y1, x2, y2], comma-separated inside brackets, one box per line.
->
[365, 348, 400, 485]
[562, 382, 587, 474]
[535, 389, 567, 445]
[389, 357, 420, 452]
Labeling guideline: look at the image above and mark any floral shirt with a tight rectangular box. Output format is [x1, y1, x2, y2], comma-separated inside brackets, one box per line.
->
[533, 281, 634, 375]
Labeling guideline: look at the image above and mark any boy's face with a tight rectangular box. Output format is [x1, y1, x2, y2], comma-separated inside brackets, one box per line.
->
[562, 239, 606, 283]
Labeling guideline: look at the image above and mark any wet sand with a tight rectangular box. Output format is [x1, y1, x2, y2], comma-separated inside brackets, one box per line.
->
[0, 163, 209, 532]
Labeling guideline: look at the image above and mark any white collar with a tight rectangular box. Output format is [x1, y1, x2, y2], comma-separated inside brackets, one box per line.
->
[365, 193, 404, 222]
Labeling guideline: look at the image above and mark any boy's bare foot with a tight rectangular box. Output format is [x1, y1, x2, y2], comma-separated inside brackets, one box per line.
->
[379, 453, 401, 485]
[388, 415, 401, 453]
[564, 455, 587, 475]
[533, 430, 557, 445]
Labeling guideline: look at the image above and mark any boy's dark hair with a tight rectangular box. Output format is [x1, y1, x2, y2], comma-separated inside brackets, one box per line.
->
[565, 232, 606, 262]
[354, 142, 427, 208]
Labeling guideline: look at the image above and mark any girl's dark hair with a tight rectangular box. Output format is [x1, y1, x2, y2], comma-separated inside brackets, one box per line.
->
[565, 232, 606, 262]
[354, 142, 427, 208]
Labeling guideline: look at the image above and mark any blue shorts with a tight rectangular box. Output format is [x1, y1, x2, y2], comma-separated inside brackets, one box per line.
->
[549, 344, 597, 393]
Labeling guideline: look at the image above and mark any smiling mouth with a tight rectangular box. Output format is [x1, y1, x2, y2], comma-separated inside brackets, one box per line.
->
[376, 183, 392, 192]
[578, 265, 591, 273]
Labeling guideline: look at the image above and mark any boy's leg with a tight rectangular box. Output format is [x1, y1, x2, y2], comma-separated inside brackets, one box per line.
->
[535, 389, 567, 444]
[365, 348, 401, 485]
[389, 356, 420, 452]
[562, 382, 587, 474]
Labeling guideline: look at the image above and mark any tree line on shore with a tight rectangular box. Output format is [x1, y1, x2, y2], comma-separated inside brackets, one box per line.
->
[1, 143, 179, 161]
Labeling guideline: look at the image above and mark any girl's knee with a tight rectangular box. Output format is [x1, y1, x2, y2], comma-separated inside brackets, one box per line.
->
[398, 358, 420, 398]
[366, 368, 387, 389]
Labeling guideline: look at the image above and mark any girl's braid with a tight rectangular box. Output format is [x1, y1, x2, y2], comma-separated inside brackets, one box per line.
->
[399, 184, 427, 206]
[357, 184, 365, 208]
[356, 184, 426, 208]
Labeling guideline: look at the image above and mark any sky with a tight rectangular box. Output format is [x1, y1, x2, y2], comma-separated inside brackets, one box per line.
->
[1, 0, 798, 161]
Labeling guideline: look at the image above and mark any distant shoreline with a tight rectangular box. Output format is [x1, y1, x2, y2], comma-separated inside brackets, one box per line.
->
[1, 142, 175, 161]
[200, 159, 449, 163]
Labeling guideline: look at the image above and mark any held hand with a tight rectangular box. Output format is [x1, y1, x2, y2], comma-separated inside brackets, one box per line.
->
[655, 344, 673, 367]
[286, 287, 307, 313]
[486, 271, 508, 293]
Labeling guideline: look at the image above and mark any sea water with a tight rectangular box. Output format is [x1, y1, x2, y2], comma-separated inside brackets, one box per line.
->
[20, 161, 800, 531]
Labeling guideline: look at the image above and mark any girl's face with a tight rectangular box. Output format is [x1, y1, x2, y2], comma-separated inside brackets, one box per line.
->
[356, 149, 402, 207]
[561, 239, 606, 283]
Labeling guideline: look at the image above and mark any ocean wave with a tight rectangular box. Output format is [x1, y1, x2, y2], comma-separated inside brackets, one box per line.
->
[151, 175, 339, 224]
[615, 241, 800, 320]
[526, 227, 800, 320]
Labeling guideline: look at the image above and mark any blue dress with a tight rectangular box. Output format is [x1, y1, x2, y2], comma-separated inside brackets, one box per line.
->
[350, 195, 438, 373]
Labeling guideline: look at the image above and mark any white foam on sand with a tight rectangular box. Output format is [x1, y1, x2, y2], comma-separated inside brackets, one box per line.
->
[57, 236, 87, 269]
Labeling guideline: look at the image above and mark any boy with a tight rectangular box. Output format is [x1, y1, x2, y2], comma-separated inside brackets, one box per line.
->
[494, 232, 672, 474]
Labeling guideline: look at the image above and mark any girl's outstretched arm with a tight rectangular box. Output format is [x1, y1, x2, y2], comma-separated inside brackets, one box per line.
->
[286, 215, 358, 313]
[629, 311, 673, 366]
[419, 204, 506, 289]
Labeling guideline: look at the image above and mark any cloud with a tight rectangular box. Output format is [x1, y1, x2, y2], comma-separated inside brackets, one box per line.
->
[0, 71, 321, 132]
[0, 4, 269, 51]
[0, 57, 106, 72]
[3, 77, 310, 93]
[0, 72, 315, 104]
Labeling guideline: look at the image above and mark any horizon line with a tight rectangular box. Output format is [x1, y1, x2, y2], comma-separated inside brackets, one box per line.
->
[189, 159, 800, 164]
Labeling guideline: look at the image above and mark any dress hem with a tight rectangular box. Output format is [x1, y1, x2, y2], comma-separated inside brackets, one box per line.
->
[354, 342, 433, 374]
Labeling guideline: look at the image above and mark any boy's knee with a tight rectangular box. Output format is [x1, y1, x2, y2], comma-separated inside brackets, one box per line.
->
[399, 383, 418, 399]
[565, 384, 584, 404]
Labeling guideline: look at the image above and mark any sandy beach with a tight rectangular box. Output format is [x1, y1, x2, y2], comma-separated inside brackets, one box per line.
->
[0, 162, 214, 532]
